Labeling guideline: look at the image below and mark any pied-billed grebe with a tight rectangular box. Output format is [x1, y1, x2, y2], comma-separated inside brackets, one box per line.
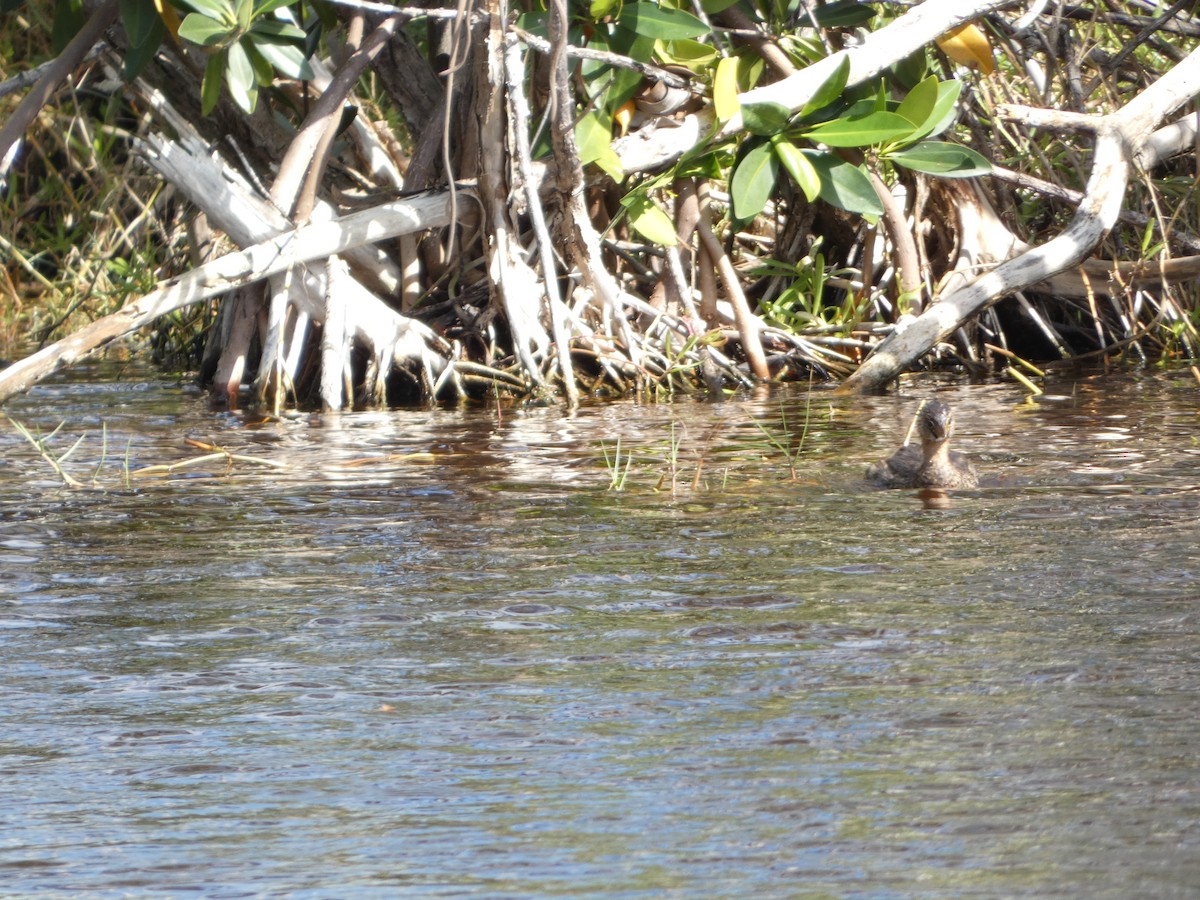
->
[866, 399, 978, 489]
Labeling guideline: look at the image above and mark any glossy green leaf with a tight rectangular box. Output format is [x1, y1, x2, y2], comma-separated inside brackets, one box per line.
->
[242, 38, 274, 86]
[730, 140, 779, 221]
[713, 56, 739, 122]
[51, 0, 86, 52]
[895, 75, 937, 129]
[912, 79, 963, 140]
[226, 40, 258, 113]
[120, 0, 157, 49]
[178, 12, 234, 47]
[810, 0, 876, 27]
[589, 0, 620, 18]
[123, 12, 165, 78]
[182, 0, 233, 22]
[771, 136, 819, 202]
[249, 19, 306, 41]
[740, 101, 790, 136]
[254, 0, 296, 15]
[700, 0, 740, 11]
[623, 193, 678, 245]
[739, 54, 764, 92]
[580, 29, 644, 111]
[576, 110, 624, 180]
[799, 56, 849, 120]
[620, 2, 708, 40]
[657, 38, 718, 71]
[805, 151, 883, 218]
[514, 9, 548, 37]
[887, 141, 992, 176]
[234, 0, 252, 32]
[248, 33, 313, 80]
[201, 50, 225, 115]
[801, 110, 916, 148]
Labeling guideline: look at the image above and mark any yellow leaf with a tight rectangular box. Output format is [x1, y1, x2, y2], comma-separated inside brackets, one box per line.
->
[613, 100, 636, 138]
[153, 0, 182, 40]
[713, 56, 740, 123]
[936, 23, 994, 75]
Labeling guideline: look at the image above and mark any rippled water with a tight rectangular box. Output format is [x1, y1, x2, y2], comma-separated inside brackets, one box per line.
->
[2, 361, 1199, 897]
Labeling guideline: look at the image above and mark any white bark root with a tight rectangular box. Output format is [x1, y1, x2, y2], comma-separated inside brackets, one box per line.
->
[843, 46, 1200, 392]
[0, 145, 460, 405]
[504, 37, 578, 404]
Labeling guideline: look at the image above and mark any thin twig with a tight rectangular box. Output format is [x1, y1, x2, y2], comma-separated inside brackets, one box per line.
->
[513, 28, 690, 90]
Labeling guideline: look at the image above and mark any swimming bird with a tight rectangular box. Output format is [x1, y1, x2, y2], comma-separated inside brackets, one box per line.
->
[866, 399, 978, 489]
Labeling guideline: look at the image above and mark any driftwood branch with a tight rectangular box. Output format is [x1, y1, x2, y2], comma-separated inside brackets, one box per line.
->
[843, 45, 1200, 391]
[0, 189, 458, 405]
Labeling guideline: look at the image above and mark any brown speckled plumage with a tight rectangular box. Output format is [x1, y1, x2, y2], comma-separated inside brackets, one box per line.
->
[866, 400, 978, 489]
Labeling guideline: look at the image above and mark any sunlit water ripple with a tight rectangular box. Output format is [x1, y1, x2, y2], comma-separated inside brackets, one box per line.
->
[1, 361, 1198, 897]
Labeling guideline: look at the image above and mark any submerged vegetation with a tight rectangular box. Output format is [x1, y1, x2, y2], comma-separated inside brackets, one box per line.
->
[0, 0, 1198, 409]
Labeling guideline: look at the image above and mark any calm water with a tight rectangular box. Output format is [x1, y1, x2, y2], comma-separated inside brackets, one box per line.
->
[1, 361, 1199, 898]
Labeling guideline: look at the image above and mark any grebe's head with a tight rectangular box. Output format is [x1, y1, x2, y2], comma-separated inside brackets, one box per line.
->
[916, 399, 955, 444]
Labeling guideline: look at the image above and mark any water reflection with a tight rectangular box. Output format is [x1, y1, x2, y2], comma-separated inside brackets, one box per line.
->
[1, 363, 1199, 896]
[918, 487, 951, 509]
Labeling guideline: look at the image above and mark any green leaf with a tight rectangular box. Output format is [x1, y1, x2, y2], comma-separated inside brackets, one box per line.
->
[201, 50, 225, 115]
[620, 2, 708, 40]
[580, 29, 644, 110]
[123, 12, 165, 79]
[871, 80, 888, 112]
[243, 38, 274, 86]
[247, 33, 314, 80]
[576, 109, 624, 180]
[771, 136, 819, 202]
[799, 56, 849, 120]
[713, 55, 739, 122]
[249, 19, 306, 41]
[740, 101, 790, 137]
[623, 193, 678, 245]
[178, 12, 235, 47]
[590, 0, 620, 18]
[254, 0, 297, 14]
[738, 54, 764, 92]
[730, 140, 779, 221]
[700, 0, 740, 11]
[656, 38, 718, 72]
[887, 141, 992, 176]
[51, 0, 87, 52]
[810, 0, 876, 27]
[234, 0, 252, 33]
[120, 0, 157, 49]
[226, 40, 258, 113]
[895, 75, 937, 129]
[912, 79, 962, 140]
[801, 110, 916, 148]
[805, 151, 883, 218]
[180, 0, 233, 23]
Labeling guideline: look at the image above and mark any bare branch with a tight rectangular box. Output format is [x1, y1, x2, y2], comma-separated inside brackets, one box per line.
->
[843, 46, 1200, 391]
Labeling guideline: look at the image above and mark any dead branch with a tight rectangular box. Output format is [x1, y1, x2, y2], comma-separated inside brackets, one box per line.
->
[844, 45, 1200, 391]
[0, 186, 458, 405]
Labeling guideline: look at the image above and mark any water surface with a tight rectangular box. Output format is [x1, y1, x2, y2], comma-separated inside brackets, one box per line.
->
[2, 362, 1199, 897]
